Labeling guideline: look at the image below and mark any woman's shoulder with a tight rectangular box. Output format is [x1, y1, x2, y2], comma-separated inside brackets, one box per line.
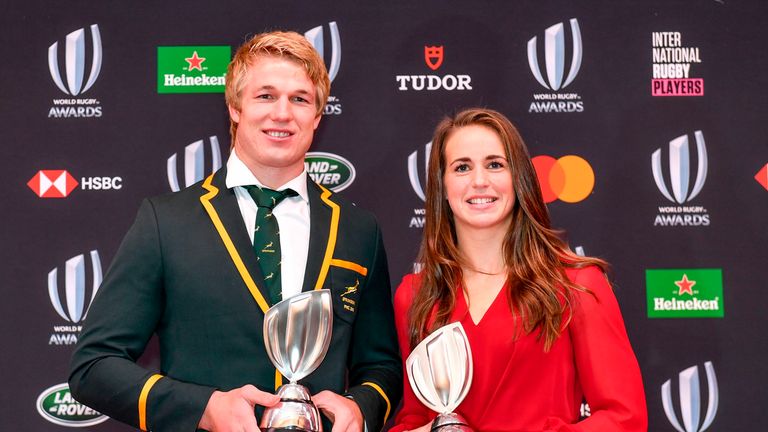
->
[565, 264, 612, 296]
[394, 273, 421, 306]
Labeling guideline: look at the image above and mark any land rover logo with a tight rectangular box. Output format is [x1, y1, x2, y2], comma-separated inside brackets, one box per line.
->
[36, 383, 108, 427]
[305, 152, 356, 192]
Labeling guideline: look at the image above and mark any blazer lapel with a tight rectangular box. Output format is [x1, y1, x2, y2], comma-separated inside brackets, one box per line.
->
[302, 179, 336, 292]
[199, 168, 272, 313]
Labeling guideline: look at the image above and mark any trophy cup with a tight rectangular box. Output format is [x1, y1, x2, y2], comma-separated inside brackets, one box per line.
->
[406, 322, 474, 432]
[260, 289, 333, 432]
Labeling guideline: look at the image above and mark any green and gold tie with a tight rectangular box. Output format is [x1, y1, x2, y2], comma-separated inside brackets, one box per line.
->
[245, 185, 298, 306]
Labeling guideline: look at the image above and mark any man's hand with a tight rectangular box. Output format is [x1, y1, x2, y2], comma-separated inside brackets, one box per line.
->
[198, 384, 280, 432]
[404, 423, 431, 432]
[312, 390, 364, 432]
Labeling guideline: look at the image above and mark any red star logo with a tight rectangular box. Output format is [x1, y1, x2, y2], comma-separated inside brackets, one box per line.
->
[185, 51, 206, 71]
[674, 274, 696, 296]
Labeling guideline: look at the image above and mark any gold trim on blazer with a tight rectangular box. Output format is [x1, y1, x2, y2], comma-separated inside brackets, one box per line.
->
[138, 374, 164, 431]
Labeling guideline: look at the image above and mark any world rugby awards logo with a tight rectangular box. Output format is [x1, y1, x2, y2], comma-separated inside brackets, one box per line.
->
[48, 251, 102, 345]
[305, 21, 343, 115]
[37, 383, 108, 427]
[47, 24, 103, 118]
[662, 361, 718, 432]
[304, 21, 341, 82]
[407, 142, 431, 228]
[167, 136, 223, 192]
[527, 18, 584, 113]
[652, 131, 710, 226]
[408, 142, 432, 202]
[48, 25, 102, 95]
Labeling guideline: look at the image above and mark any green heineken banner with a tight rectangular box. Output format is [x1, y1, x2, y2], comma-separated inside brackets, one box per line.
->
[646, 269, 724, 318]
[157, 46, 230, 93]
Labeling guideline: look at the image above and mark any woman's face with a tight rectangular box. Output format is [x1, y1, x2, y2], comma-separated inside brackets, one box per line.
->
[442, 125, 515, 236]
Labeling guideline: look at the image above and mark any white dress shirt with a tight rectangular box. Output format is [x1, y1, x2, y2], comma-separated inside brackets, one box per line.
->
[225, 152, 310, 301]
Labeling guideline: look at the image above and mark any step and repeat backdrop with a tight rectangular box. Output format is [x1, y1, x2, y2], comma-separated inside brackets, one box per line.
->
[2, 0, 766, 430]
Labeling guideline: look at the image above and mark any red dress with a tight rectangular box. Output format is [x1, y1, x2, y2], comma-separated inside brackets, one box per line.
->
[390, 266, 647, 432]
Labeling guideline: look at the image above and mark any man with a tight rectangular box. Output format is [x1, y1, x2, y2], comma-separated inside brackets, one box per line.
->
[69, 31, 401, 432]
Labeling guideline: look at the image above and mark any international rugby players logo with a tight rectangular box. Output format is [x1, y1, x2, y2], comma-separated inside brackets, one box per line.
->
[48, 24, 102, 95]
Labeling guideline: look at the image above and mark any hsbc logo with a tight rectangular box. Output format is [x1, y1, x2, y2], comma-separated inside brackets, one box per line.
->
[396, 45, 472, 91]
[27, 170, 123, 198]
[661, 361, 719, 432]
[167, 136, 223, 192]
[28, 170, 79, 198]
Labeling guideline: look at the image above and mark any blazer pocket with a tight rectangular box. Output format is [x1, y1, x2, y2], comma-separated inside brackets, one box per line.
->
[328, 261, 367, 325]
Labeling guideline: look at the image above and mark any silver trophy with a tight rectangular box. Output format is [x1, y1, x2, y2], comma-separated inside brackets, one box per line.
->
[260, 289, 333, 432]
[406, 322, 474, 432]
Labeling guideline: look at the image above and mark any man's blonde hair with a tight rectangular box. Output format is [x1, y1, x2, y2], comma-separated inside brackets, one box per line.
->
[225, 31, 330, 144]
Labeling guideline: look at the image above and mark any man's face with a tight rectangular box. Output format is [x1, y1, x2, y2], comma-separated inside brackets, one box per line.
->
[228, 56, 321, 185]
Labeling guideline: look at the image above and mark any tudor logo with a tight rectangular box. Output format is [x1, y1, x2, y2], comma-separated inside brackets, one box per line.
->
[167, 136, 223, 192]
[662, 361, 718, 432]
[37, 383, 108, 427]
[28, 170, 79, 198]
[527, 18, 582, 91]
[48, 250, 102, 323]
[408, 142, 432, 201]
[652, 130, 708, 204]
[48, 24, 102, 96]
[305, 21, 341, 82]
[424, 46, 444, 71]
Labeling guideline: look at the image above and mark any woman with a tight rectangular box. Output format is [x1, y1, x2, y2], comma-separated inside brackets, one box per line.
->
[391, 108, 647, 431]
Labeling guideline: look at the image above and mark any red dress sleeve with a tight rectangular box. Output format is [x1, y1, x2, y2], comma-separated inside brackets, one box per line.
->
[545, 266, 648, 432]
[389, 274, 435, 432]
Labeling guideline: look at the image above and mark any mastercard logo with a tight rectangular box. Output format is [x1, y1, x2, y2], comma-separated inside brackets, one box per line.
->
[532, 155, 594, 203]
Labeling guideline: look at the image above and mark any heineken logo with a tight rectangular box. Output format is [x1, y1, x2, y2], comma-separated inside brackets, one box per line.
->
[646, 269, 724, 318]
[36, 383, 108, 427]
[305, 152, 356, 192]
[157, 46, 230, 93]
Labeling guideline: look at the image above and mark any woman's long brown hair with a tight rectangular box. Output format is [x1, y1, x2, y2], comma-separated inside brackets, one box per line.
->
[408, 108, 607, 351]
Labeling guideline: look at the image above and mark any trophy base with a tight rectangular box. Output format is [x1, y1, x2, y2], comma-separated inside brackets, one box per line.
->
[431, 412, 472, 432]
[260, 383, 322, 432]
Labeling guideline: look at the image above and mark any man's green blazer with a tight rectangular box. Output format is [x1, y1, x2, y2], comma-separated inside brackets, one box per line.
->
[69, 168, 402, 431]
